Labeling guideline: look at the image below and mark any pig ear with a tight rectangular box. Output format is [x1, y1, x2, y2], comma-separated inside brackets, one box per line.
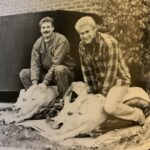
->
[64, 95, 70, 105]
[14, 89, 26, 108]
[71, 82, 86, 95]
[18, 89, 26, 98]
[63, 84, 73, 105]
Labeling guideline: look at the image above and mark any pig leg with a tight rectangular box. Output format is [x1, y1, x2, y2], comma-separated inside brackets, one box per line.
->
[15, 105, 40, 123]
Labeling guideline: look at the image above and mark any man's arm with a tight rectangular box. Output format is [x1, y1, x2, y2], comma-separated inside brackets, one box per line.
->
[43, 40, 70, 85]
[30, 42, 41, 85]
[101, 36, 119, 96]
[79, 47, 96, 94]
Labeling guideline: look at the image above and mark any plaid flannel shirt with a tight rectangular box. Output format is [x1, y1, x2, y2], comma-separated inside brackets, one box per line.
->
[79, 32, 131, 96]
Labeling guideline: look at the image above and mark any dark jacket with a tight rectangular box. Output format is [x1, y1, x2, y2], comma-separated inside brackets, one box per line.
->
[31, 32, 75, 84]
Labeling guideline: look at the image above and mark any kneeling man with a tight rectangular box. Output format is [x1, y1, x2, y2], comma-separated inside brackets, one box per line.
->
[20, 17, 75, 98]
[75, 16, 145, 125]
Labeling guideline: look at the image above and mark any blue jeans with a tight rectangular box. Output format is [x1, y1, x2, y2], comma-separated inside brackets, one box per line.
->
[19, 65, 74, 97]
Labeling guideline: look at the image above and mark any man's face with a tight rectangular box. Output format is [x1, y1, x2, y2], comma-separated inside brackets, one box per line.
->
[40, 22, 54, 39]
[78, 25, 96, 44]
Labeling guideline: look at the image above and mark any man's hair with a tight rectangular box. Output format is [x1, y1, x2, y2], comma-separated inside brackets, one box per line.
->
[75, 16, 97, 32]
[39, 17, 54, 27]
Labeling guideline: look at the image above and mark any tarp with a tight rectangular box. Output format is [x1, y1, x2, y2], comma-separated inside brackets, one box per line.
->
[17, 117, 150, 148]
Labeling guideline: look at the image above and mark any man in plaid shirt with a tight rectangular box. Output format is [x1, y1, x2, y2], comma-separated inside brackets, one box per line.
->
[75, 16, 145, 125]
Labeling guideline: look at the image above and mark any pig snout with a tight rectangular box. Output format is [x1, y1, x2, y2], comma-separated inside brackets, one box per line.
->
[56, 122, 64, 129]
[47, 117, 64, 129]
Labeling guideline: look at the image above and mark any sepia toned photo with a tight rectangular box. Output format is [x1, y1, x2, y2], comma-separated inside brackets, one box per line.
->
[0, 0, 150, 149]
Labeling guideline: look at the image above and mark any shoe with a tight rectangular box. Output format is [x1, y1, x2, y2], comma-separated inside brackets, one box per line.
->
[136, 108, 145, 126]
[143, 103, 150, 117]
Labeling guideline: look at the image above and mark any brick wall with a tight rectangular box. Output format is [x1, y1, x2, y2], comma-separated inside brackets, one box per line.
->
[0, 0, 98, 16]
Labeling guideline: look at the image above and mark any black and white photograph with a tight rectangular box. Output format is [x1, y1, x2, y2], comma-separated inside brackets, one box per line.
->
[0, 0, 150, 149]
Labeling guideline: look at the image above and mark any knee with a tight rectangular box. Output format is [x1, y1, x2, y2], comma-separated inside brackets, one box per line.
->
[104, 102, 117, 116]
[54, 65, 67, 74]
[104, 86, 128, 115]
[107, 86, 128, 98]
[19, 69, 30, 79]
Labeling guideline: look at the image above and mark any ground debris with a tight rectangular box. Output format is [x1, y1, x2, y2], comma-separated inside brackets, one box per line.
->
[1, 117, 150, 150]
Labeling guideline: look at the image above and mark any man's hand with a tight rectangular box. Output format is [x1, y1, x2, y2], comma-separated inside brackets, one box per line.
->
[38, 83, 47, 93]
[29, 84, 38, 91]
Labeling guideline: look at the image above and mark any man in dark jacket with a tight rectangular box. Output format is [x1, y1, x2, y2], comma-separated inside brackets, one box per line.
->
[20, 17, 75, 98]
